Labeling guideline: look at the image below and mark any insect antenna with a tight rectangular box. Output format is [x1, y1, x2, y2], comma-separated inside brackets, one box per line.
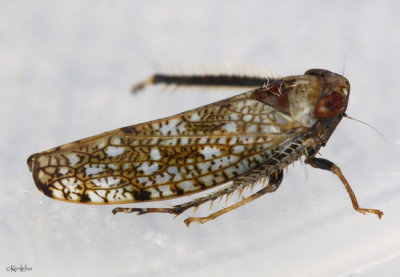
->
[344, 113, 385, 139]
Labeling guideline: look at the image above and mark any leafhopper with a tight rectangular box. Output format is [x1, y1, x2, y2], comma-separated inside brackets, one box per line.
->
[28, 69, 383, 226]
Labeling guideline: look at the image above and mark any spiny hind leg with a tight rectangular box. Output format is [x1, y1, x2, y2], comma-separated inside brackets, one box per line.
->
[184, 170, 284, 226]
[306, 156, 383, 218]
[132, 74, 270, 93]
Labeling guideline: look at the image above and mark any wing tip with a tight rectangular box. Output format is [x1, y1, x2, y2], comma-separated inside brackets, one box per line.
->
[27, 154, 55, 199]
[27, 153, 36, 172]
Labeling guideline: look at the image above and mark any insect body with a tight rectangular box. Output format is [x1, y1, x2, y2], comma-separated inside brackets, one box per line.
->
[27, 69, 383, 226]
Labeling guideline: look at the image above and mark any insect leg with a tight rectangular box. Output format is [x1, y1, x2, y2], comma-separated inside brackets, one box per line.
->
[184, 170, 284, 226]
[112, 182, 250, 217]
[306, 157, 383, 218]
[132, 74, 270, 93]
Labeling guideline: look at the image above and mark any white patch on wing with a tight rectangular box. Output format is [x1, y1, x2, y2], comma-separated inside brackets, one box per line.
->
[155, 173, 171, 184]
[222, 122, 237, 132]
[95, 190, 107, 199]
[232, 145, 245, 154]
[87, 191, 104, 202]
[238, 159, 249, 171]
[180, 137, 189, 145]
[167, 166, 183, 181]
[137, 177, 150, 186]
[60, 178, 83, 191]
[138, 162, 159, 175]
[197, 162, 211, 174]
[53, 181, 63, 190]
[253, 154, 264, 163]
[200, 146, 221, 160]
[85, 164, 105, 175]
[106, 146, 125, 157]
[177, 180, 196, 192]
[212, 171, 225, 183]
[172, 174, 183, 182]
[199, 174, 213, 186]
[91, 177, 121, 188]
[167, 166, 178, 174]
[261, 142, 274, 150]
[241, 107, 249, 114]
[186, 158, 194, 163]
[246, 124, 257, 133]
[157, 185, 174, 197]
[146, 187, 160, 198]
[37, 156, 50, 168]
[159, 118, 181, 135]
[58, 167, 70, 175]
[105, 176, 121, 187]
[108, 163, 119, 170]
[97, 140, 106, 149]
[263, 124, 281, 133]
[52, 189, 63, 199]
[230, 113, 239, 120]
[190, 113, 200, 121]
[211, 156, 238, 171]
[243, 114, 253, 121]
[224, 166, 237, 177]
[66, 153, 80, 166]
[107, 188, 125, 201]
[111, 137, 121, 145]
[150, 148, 161, 160]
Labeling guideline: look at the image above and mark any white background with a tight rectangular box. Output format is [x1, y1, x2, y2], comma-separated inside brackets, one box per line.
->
[1, 1, 400, 276]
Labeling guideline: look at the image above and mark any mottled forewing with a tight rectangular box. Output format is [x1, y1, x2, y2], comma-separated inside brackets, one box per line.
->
[28, 90, 305, 204]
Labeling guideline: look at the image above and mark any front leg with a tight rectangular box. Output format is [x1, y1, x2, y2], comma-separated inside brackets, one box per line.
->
[306, 157, 383, 218]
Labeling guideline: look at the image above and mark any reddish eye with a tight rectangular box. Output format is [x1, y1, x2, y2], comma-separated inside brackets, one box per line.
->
[315, 91, 344, 118]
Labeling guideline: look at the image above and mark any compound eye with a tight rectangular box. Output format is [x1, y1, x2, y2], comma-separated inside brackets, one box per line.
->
[315, 91, 344, 119]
